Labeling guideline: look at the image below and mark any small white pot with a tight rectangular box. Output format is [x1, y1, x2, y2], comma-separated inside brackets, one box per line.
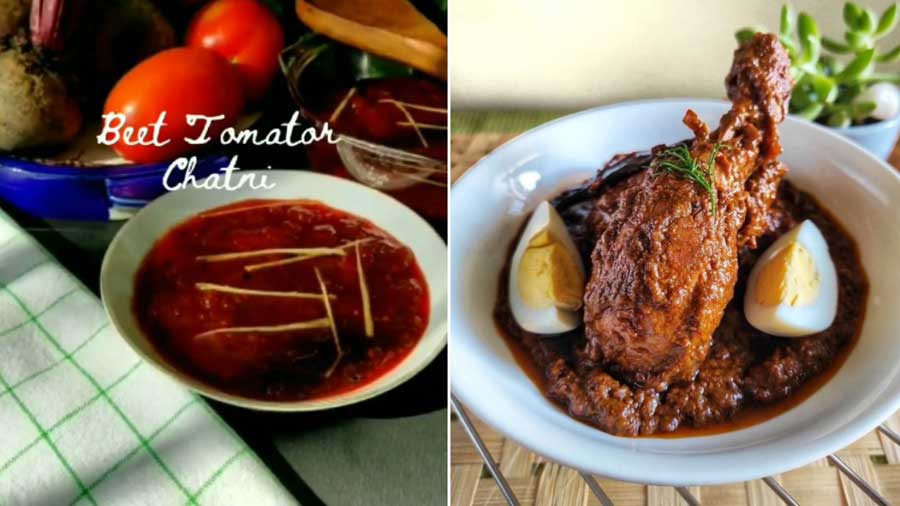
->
[830, 113, 900, 160]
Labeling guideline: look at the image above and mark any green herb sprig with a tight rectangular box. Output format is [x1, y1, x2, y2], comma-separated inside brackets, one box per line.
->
[650, 144, 722, 216]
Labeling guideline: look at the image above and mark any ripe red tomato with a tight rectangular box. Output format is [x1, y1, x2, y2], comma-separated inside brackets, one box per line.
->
[104, 47, 244, 164]
[186, 0, 285, 102]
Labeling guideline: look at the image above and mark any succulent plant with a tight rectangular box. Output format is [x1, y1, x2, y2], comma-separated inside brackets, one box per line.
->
[736, 3, 900, 127]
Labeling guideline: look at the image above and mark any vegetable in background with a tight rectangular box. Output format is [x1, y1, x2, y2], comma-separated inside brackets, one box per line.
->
[103, 47, 244, 163]
[0, 0, 179, 152]
[86, 0, 177, 100]
[186, 0, 284, 102]
[0, 0, 29, 37]
[737, 3, 900, 126]
[0, 0, 82, 151]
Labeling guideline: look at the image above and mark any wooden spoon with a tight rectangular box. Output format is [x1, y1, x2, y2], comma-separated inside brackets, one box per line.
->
[295, 0, 447, 80]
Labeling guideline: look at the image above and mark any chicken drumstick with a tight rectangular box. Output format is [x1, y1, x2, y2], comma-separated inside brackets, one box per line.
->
[583, 33, 793, 389]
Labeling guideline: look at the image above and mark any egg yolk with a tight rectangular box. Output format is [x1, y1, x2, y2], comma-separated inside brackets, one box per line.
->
[755, 241, 820, 307]
[517, 230, 584, 310]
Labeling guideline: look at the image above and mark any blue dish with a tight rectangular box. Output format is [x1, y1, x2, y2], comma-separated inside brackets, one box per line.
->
[0, 155, 229, 221]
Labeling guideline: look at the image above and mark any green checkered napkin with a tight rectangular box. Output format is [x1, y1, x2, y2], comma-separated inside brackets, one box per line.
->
[0, 212, 299, 506]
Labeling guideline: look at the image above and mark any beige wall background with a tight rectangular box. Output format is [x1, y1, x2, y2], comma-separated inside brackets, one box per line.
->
[451, 0, 900, 109]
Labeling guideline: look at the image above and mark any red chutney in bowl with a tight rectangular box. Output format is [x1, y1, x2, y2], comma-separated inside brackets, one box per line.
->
[306, 77, 448, 222]
[133, 199, 430, 401]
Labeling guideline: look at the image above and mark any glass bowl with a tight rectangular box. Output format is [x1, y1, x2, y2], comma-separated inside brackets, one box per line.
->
[278, 35, 447, 220]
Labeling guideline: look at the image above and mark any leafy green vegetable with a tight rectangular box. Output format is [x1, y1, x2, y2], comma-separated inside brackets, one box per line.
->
[822, 36, 852, 53]
[736, 27, 760, 44]
[836, 47, 876, 82]
[876, 3, 899, 35]
[781, 5, 794, 35]
[735, 2, 900, 125]
[877, 43, 900, 62]
[845, 3, 864, 27]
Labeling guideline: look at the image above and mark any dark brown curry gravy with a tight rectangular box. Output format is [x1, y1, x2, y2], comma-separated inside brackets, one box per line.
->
[495, 180, 868, 437]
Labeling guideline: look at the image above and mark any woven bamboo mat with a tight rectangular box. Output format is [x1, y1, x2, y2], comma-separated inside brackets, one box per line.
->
[450, 128, 900, 506]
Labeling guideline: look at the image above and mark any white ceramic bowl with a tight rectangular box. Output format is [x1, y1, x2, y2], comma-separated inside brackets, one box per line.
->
[450, 99, 900, 485]
[101, 170, 447, 411]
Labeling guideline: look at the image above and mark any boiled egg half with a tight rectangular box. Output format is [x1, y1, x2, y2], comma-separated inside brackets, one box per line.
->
[744, 220, 838, 337]
[509, 201, 586, 333]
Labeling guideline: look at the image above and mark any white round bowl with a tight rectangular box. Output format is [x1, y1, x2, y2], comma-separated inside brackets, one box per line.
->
[101, 170, 447, 411]
[450, 99, 900, 485]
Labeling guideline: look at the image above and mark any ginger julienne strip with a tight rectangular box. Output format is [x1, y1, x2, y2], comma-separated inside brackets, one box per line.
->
[378, 99, 428, 148]
[195, 282, 334, 300]
[315, 268, 343, 378]
[244, 254, 325, 272]
[243, 239, 375, 273]
[378, 98, 447, 114]
[329, 87, 357, 123]
[198, 200, 313, 219]
[197, 239, 375, 273]
[195, 318, 331, 339]
[197, 247, 346, 262]
[396, 121, 448, 130]
[194, 238, 379, 377]
[356, 243, 374, 338]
